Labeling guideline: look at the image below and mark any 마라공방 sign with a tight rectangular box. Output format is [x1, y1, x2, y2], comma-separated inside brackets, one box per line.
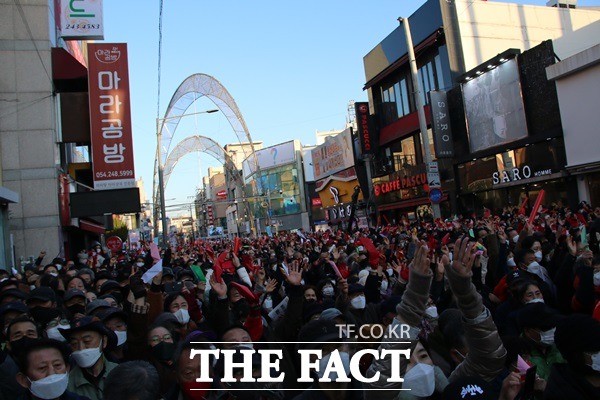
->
[88, 43, 136, 190]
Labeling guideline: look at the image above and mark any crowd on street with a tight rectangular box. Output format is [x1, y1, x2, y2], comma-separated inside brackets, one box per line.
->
[1, 201, 600, 400]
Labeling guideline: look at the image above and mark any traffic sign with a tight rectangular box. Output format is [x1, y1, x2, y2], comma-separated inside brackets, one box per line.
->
[429, 188, 443, 204]
[427, 161, 439, 173]
[427, 172, 441, 188]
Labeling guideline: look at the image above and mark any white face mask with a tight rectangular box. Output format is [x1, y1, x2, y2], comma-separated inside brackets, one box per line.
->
[173, 308, 190, 325]
[386, 268, 394, 277]
[136, 262, 144, 267]
[589, 351, 600, 372]
[380, 280, 389, 294]
[594, 271, 600, 287]
[28, 373, 69, 400]
[425, 306, 438, 319]
[402, 363, 435, 397]
[539, 327, 556, 345]
[72, 341, 103, 368]
[49, 272, 58, 277]
[513, 235, 519, 244]
[534, 251, 543, 262]
[527, 261, 543, 275]
[526, 298, 544, 304]
[507, 257, 516, 267]
[317, 351, 351, 381]
[46, 324, 70, 342]
[350, 295, 366, 310]
[322, 287, 334, 297]
[115, 330, 127, 346]
[263, 296, 273, 311]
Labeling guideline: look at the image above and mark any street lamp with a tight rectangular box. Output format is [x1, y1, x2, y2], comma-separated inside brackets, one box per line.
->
[156, 109, 219, 247]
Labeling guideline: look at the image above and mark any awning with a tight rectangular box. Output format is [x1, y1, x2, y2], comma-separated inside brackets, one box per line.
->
[377, 195, 448, 212]
[79, 219, 106, 234]
[52, 48, 87, 81]
[0, 186, 19, 204]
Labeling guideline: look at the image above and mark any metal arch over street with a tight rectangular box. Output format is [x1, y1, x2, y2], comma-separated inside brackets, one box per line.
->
[153, 73, 263, 238]
[162, 135, 228, 189]
[152, 73, 261, 196]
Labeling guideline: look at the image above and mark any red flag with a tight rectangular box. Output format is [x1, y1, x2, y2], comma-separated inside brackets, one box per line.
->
[518, 197, 529, 216]
[233, 237, 241, 254]
[528, 190, 546, 226]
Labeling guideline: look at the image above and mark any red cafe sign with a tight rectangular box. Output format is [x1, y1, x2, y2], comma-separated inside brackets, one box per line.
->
[374, 173, 427, 196]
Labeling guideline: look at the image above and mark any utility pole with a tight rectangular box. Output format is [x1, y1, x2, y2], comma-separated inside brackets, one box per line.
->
[400, 16, 441, 219]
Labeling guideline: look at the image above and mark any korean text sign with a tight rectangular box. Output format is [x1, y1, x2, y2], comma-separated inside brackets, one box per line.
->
[88, 43, 136, 190]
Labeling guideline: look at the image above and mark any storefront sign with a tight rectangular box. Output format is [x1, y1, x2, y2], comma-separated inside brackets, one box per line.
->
[88, 43, 135, 190]
[60, 0, 104, 40]
[315, 175, 363, 208]
[311, 198, 322, 207]
[217, 190, 227, 198]
[429, 91, 454, 157]
[325, 204, 353, 221]
[311, 128, 354, 181]
[492, 165, 553, 185]
[355, 102, 377, 156]
[373, 173, 427, 196]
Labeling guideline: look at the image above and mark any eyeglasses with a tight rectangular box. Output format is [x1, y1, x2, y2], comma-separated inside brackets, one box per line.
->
[46, 319, 70, 329]
[149, 334, 172, 345]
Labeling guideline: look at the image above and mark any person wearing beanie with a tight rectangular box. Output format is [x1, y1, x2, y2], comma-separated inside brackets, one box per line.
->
[544, 314, 600, 399]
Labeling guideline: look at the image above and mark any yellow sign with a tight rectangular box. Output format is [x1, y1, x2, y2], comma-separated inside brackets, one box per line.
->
[316, 179, 363, 208]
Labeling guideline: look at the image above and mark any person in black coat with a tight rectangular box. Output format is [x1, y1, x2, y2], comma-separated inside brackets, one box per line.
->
[544, 314, 600, 399]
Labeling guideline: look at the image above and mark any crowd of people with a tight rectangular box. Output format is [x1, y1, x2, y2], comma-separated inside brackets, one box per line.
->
[1, 201, 600, 400]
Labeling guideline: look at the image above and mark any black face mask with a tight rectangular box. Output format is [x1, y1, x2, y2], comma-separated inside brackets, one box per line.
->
[29, 306, 51, 323]
[231, 299, 250, 320]
[152, 341, 176, 363]
[9, 337, 40, 357]
[67, 304, 86, 316]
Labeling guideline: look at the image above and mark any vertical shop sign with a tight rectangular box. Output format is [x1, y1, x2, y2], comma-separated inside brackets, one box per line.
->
[88, 43, 136, 190]
[429, 91, 454, 158]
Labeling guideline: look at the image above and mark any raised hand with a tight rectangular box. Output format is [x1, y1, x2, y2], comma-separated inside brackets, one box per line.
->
[450, 237, 477, 277]
[408, 241, 431, 275]
[209, 273, 227, 298]
[265, 278, 278, 294]
[282, 262, 302, 286]
[566, 236, 577, 256]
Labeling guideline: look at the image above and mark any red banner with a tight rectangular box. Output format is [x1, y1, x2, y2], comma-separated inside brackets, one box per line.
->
[88, 43, 135, 190]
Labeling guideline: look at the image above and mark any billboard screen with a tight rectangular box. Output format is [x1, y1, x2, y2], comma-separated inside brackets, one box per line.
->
[462, 58, 528, 153]
[88, 43, 136, 190]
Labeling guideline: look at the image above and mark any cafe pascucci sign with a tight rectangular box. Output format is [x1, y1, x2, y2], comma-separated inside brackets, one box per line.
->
[373, 172, 427, 197]
[492, 164, 553, 185]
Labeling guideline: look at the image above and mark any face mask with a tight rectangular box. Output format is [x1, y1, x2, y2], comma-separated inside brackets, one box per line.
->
[173, 308, 190, 325]
[136, 262, 144, 267]
[67, 304, 86, 316]
[448, 252, 453, 262]
[30, 284, 36, 291]
[526, 298, 544, 304]
[589, 351, 600, 372]
[380, 280, 389, 294]
[10, 337, 40, 357]
[534, 251, 543, 262]
[55, 264, 63, 271]
[28, 373, 69, 400]
[350, 295, 366, 310]
[263, 296, 273, 311]
[181, 380, 212, 400]
[594, 271, 600, 287]
[46, 324, 70, 342]
[513, 235, 519, 244]
[425, 306, 438, 319]
[322, 286, 334, 297]
[317, 351, 351, 381]
[115, 330, 127, 346]
[539, 327, 556, 346]
[507, 257, 516, 267]
[386, 268, 394, 277]
[30, 307, 51, 323]
[527, 261, 543, 275]
[49, 272, 58, 277]
[152, 341, 176, 363]
[402, 363, 435, 397]
[71, 341, 103, 368]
